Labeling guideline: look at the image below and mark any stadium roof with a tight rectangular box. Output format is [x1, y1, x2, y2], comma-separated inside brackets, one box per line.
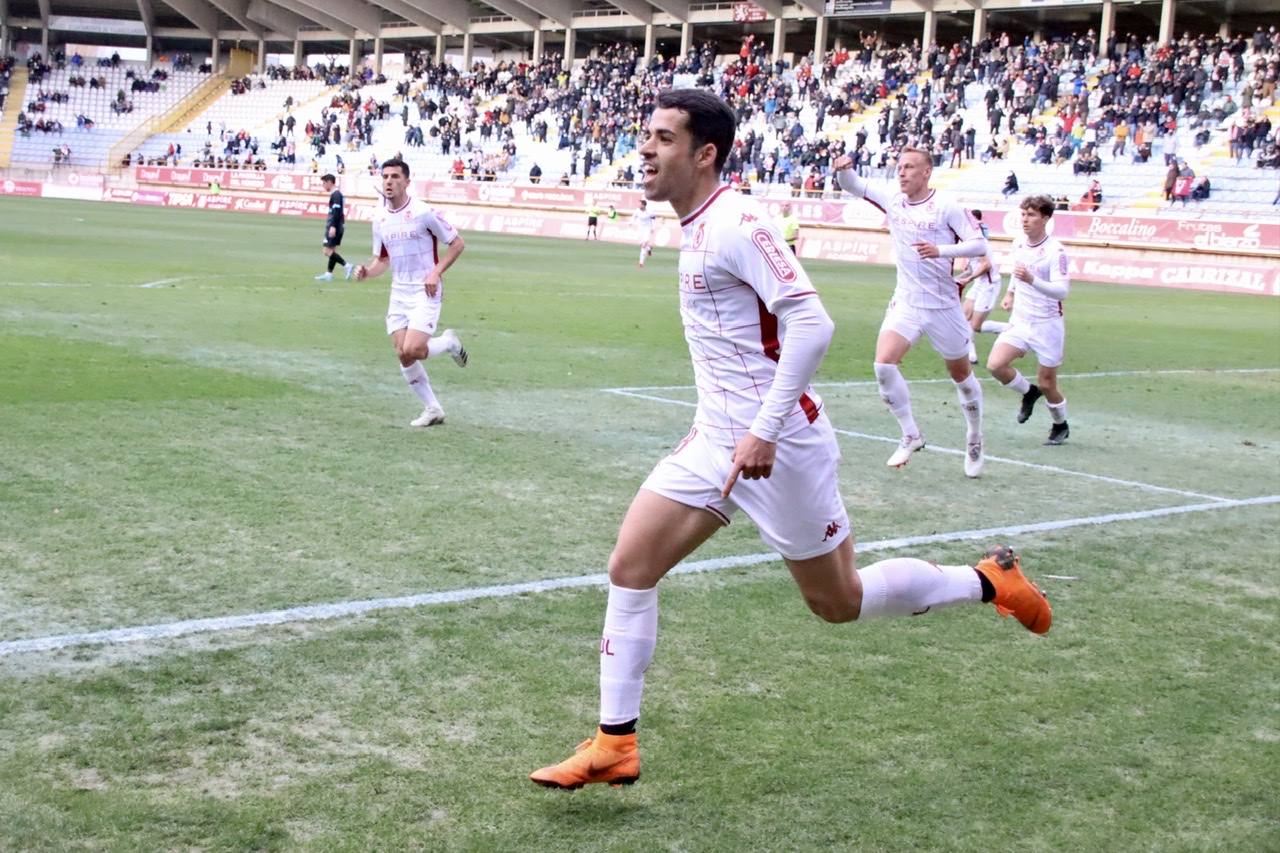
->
[3, 0, 1276, 48]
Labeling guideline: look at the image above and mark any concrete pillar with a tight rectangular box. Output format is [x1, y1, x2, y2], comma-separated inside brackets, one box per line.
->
[348, 38, 358, 72]
[211, 38, 221, 71]
[680, 21, 692, 58]
[643, 23, 655, 65]
[145, 35, 154, 67]
[563, 27, 575, 70]
[435, 34, 445, 65]
[922, 10, 936, 63]
[257, 38, 266, 74]
[533, 28, 544, 62]
[772, 16, 786, 63]
[41, 26, 48, 55]
[1099, 0, 1114, 53]
[1158, 0, 1175, 44]
[1, 24, 9, 57]
[1218, 20, 1231, 39]
[972, 8, 987, 44]
[813, 15, 827, 65]
[293, 39, 304, 67]
[462, 32, 473, 68]
[374, 36, 383, 75]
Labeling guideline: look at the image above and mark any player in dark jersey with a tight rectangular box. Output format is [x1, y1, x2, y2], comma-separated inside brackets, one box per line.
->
[315, 173, 354, 281]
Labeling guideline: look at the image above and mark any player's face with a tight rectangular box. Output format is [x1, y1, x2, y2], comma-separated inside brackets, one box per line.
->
[896, 152, 931, 198]
[381, 167, 409, 205]
[1021, 206, 1050, 240]
[638, 107, 713, 206]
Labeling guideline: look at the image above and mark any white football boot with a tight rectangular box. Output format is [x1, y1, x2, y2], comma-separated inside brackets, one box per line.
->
[410, 405, 446, 427]
[886, 434, 925, 468]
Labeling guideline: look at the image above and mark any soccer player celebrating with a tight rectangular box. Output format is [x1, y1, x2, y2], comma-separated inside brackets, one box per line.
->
[352, 158, 469, 427]
[314, 173, 354, 281]
[632, 199, 657, 267]
[987, 195, 1071, 445]
[834, 149, 988, 478]
[528, 89, 1051, 791]
[956, 210, 1007, 364]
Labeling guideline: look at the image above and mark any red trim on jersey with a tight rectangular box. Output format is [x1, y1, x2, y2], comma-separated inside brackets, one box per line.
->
[681, 185, 732, 226]
[1058, 301, 1064, 316]
[756, 297, 781, 361]
[388, 196, 412, 215]
[906, 189, 936, 206]
[703, 505, 731, 526]
[379, 244, 389, 260]
[798, 394, 820, 423]
[1028, 235, 1050, 248]
[787, 290, 818, 298]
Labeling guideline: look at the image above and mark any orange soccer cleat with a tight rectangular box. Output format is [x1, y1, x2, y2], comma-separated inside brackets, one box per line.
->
[529, 729, 641, 790]
[974, 544, 1052, 635]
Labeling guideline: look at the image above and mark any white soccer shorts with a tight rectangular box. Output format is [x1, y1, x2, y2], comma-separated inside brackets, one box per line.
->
[386, 287, 441, 335]
[965, 277, 1001, 315]
[641, 415, 851, 561]
[995, 316, 1066, 368]
[880, 298, 972, 361]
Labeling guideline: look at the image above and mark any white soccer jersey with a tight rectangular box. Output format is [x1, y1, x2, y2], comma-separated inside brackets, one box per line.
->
[678, 186, 824, 448]
[854, 183, 983, 309]
[964, 238, 1001, 288]
[372, 197, 459, 293]
[1009, 234, 1070, 321]
[634, 209, 657, 234]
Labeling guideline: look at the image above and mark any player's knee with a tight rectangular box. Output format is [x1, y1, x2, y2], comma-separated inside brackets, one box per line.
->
[606, 548, 655, 589]
[802, 592, 858, 624]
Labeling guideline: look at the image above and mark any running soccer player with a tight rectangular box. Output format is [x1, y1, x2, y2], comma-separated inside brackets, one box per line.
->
[528, 89, 1052, 791]
[834, 149, 989, 478]
[956, 210, 1007, 364]
[987, 194, 1071, 445]
[352, 158, 469, 427]
[314, 173, 354, 281]
[632, 199, 657, 266]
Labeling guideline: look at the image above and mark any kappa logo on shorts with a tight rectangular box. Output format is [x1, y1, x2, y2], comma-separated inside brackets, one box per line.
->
[822, 520, 842, 541]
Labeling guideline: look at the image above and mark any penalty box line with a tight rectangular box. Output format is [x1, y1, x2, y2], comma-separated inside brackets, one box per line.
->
[1, 495, 1277, 658]
[602, 390, 1230, 503]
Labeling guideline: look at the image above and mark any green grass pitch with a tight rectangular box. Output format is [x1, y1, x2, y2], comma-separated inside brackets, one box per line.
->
[1, 196, 1277, 850]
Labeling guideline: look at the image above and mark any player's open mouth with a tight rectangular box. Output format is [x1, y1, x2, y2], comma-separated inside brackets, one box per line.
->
[641, 163, 657, 184]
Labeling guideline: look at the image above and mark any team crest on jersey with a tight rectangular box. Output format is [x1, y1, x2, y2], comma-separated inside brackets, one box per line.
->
[692, 222, 706, 250]
[751, 228, 797, 282]
[740, 213, 758, 225]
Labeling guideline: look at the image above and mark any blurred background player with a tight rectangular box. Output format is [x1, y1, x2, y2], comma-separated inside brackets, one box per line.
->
[778, 202, 801, 254]
[955, 210, 1007, 364]
[352, 158, 469, 427]
[528, 88, 1051, 792]
[314, 174, 354, 281]
[632, 199, 657, 266]
[987, 194, 1071, 445]
[834, 149, 989, 478]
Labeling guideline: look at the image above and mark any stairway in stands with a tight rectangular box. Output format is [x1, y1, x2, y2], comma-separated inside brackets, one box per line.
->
[0, 67, 31, 168]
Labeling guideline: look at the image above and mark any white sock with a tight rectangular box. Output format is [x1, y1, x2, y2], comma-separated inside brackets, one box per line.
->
[954, 373, 984, 439]
[980, 320, 1009, 334]
[426, 334, 454, 358]
[967, 340, 978, 362]
[1002, 370, 1031, 395]
[874, 362, 920, 438]
[856, 557, 982, 619]
[638, 246, 646, 265]
[400, 361, 440, 408]
[1047, 398, 1068, 424]
[599, 584, 658, 726]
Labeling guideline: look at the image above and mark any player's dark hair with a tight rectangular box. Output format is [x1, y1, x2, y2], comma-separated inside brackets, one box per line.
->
[381, 157, 411, 178]
[1020, 194, 1055, 217]
[656, 88, 735, 175]
[321, 173, 336, 183]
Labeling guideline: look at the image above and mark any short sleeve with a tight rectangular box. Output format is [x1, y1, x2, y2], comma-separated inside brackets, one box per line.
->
[421, 207, 459, 245]
[943, 202, 982, 243]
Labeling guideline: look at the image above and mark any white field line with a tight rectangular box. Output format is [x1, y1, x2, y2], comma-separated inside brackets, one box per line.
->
[2, 495, 1276, 658]
[604, 367, 1280, 394]
[604, 389, 1231, 503]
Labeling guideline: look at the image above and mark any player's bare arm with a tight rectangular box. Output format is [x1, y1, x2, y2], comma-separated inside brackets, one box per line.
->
[424, 235, 465, 297]
[353, 257, 390, 281]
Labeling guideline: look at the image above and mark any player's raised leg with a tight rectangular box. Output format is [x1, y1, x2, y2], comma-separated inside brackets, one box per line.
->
[874, 329, 925, 468]
[529, 490, 723, 790]
[393, 328, 446, 427]
[988, 341, 1041, 423]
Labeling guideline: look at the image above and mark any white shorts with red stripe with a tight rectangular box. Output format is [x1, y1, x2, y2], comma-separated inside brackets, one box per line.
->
[386, 286, 441, 336]
[880, 298, 972, 361]
[641, 414, 850, 561]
